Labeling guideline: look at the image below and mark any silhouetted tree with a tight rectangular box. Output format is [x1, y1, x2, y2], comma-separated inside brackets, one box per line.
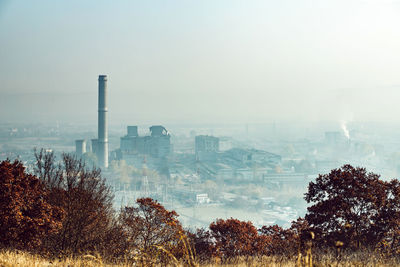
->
[305, 164, 400, 250]
[0, 160, 63, 250]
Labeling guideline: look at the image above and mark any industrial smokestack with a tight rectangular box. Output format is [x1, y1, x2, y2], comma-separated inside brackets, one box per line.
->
[75, 139, 86, 157]
[98, 75, 108, 168]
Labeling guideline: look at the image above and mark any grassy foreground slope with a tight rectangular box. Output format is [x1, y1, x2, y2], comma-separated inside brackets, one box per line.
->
[0, 250, 399, 267]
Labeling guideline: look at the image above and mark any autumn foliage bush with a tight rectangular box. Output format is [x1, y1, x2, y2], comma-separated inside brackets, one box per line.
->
[259, 224, 297, 256]
[209, 218, 265, 260]
[118, 197, 191, 264]
[189, 217, 309, 263]
[0, 160, 63, 250]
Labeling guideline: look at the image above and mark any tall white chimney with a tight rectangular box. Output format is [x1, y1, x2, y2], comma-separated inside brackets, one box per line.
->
[98, 75, 108, 168]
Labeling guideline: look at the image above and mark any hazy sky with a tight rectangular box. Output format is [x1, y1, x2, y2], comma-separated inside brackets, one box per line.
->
[1, 0, 400, 125]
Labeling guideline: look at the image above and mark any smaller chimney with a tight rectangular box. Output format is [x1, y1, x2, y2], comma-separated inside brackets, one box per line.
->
[75, 139, 86, 157]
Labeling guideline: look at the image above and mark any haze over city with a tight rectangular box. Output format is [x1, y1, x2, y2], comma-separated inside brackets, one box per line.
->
[1, 0, 400, 124]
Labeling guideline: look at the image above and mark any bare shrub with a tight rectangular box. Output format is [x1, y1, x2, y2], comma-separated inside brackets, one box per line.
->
[34, 149, 114, 256]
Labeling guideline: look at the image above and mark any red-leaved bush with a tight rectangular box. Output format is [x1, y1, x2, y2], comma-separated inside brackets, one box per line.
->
[0, 160, 63, 250]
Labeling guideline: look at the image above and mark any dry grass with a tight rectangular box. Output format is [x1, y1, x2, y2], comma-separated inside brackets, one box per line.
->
[0, 251, 108, 267]
[0, 250, 400, 267]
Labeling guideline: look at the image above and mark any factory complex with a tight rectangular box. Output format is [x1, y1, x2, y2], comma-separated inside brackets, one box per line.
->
[75, 75, 284, 185]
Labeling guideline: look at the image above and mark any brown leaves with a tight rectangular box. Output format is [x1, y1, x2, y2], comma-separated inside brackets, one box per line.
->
[305, 164, 400, 250]
[0, 160, 63, 250]
[119, 198, 187, 265]
[208, 218, 261, 261]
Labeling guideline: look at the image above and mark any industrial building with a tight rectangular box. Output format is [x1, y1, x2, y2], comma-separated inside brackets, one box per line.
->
[120, 125, 171, 158]
[171, 142, 282, 183]
[195, 135, 219, 161]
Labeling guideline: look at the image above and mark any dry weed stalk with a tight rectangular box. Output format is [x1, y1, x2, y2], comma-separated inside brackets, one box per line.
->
[297, 231, 314, 267]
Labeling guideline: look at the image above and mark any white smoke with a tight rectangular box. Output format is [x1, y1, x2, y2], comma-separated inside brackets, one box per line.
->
[341, 121, 350, 139]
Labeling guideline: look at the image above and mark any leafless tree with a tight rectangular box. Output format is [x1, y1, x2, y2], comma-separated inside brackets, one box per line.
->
[34, 148, 114, 255]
